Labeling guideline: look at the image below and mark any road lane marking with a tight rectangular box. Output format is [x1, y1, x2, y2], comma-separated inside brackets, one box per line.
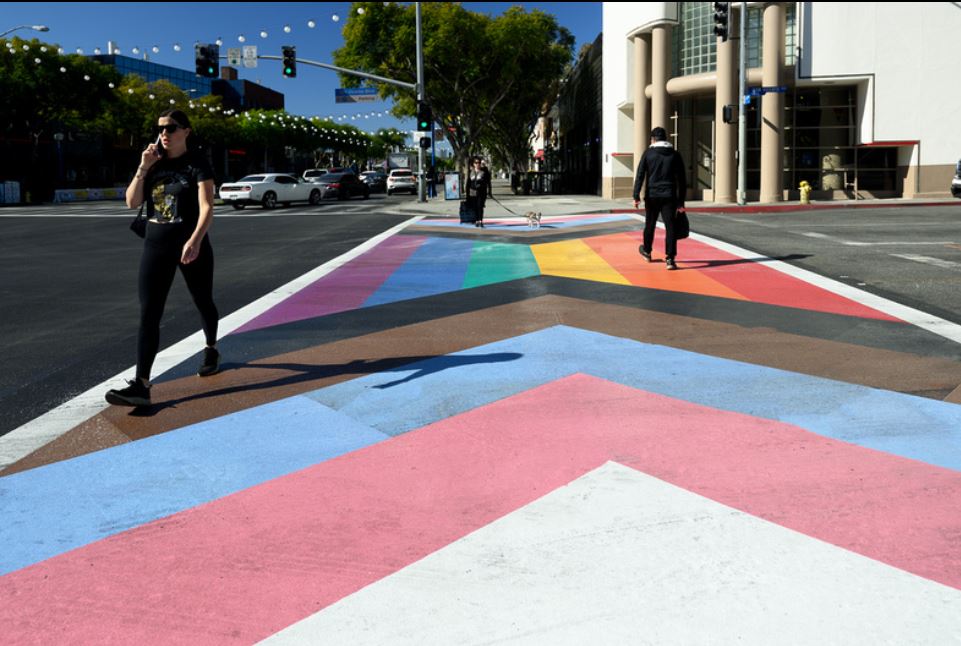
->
[891, 254, 961, 270]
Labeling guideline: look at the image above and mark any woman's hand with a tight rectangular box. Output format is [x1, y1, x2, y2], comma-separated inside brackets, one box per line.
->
[140, 142, 162, 170]
[181, 238, 200, 265]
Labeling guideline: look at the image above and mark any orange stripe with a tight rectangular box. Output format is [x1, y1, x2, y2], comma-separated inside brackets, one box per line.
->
[584, 233, 747, 301]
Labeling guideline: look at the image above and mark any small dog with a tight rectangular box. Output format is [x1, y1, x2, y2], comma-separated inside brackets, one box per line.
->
[525, 211, 542, 229]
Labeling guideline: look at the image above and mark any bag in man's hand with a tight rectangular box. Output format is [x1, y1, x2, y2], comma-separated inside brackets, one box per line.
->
[130, 204, 147, 238]
[674, 208, 690, 240]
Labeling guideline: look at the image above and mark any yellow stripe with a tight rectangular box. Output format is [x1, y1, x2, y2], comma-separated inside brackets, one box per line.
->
[532, 239, 631, 285]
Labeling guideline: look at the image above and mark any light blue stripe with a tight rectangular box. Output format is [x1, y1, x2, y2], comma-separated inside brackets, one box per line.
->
[364, 237, 474, 307]
[0, 396, 389, 575]
[306, 325, 961, 472]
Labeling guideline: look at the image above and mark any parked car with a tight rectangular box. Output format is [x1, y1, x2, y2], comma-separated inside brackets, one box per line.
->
[302, 168, 327, 182]
[360, 170, 388, 193]
[387, 169, 417, 196]
[219, 173, 322, 209]
[311, 172, 371, 200]
[952, 158, 961, 198]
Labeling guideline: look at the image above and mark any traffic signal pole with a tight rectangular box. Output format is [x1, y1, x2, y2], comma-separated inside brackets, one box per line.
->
[737, 2, 747, 205]
[415, 2, 427, 203]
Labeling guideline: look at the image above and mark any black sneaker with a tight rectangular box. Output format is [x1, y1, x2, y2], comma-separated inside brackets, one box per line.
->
[639, 247, 652, 262]
[198, 347, 220, 377]
[105, 379, 151, 407]
[666, 258, 678, 271]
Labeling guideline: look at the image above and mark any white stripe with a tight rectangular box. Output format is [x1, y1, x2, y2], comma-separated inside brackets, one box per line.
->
[892, 254, 961, 271]
[0, 216, 423, 470]
[262, 462, 961, 644]
[799, 232, 953, 247]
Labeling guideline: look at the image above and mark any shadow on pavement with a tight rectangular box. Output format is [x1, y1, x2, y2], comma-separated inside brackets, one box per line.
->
[128, 352, 523, 416]
[680, 253, 812, 270]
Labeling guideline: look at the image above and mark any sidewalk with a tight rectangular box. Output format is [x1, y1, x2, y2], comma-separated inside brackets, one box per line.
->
[2, 189, 960, 643]
[404, 180, 960, 218]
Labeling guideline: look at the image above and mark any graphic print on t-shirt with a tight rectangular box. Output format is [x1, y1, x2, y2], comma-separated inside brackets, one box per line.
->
[150, 175, 189, 224]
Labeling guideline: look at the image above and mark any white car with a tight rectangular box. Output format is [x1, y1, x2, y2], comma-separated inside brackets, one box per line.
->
[219, 173, 322, 209]
[386, 169, 417, 196]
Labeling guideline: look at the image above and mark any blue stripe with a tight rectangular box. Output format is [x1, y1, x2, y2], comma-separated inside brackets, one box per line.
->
[363, 237, 474, 307]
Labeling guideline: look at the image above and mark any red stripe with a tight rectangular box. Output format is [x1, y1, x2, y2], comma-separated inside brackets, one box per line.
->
[1, 374, 957, 642]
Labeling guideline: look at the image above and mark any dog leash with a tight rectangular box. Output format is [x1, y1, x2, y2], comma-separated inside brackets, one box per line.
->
[488, 193, 521, 216]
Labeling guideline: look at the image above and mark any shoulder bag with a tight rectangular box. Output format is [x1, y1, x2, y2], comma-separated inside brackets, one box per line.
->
[130, 203, 147, 238]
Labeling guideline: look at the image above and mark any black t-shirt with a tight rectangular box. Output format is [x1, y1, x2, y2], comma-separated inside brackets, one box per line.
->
[144, 151, 214, 228]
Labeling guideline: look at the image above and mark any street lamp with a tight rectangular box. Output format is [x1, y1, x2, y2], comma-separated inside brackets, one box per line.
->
[0, 25, 49, 39]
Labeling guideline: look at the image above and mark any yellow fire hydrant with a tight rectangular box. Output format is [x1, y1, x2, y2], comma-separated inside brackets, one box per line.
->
[799, 180, 812, 205]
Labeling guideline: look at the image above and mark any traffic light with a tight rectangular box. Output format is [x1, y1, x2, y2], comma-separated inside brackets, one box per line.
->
[195, 43, 219, 78]
[713, 2, 730, 42]
[416, 102, 432, 132]
[418, 136, 431, 149]
[282, 45, 296, 78]
[722, 104, 735, 124]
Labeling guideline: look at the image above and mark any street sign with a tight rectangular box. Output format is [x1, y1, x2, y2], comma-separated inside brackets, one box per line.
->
[227, 48, 241, 66]
[748, 85, 787, 97]
[242, 45, 257, 69]
[335, 87, 378, 103]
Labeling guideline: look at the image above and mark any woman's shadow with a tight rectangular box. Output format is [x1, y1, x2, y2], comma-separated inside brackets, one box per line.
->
[130, 352, 523, 416]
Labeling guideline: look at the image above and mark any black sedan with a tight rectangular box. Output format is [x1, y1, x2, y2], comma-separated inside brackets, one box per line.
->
[360, 170, 388, 193]
[310, 172, 371, 200]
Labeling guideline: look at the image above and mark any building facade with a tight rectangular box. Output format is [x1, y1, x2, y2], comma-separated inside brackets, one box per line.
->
[603, 2, 961, 202]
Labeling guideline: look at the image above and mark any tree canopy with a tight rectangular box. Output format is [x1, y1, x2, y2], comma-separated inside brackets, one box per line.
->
[333, 2, 574, 172]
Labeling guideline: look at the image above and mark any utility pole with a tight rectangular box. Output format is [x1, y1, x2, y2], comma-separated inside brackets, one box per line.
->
[415, 2, 427, 202]
[736, 1, 747, 205]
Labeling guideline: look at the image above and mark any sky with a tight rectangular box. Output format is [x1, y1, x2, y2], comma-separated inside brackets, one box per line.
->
[1, 2, 601, 143]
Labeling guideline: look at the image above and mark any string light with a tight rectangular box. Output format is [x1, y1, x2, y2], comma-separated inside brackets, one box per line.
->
[4, 20, 414, 148]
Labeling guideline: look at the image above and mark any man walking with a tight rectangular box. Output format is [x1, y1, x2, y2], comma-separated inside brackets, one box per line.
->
[632, 127, 687, 270]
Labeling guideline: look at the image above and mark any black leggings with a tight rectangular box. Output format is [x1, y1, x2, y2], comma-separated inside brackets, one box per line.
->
[136, 223, 218, 380]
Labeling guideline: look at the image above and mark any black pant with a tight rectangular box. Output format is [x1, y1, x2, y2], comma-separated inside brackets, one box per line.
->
[642, 197, 678, 260]
[137, 223, 218, 380]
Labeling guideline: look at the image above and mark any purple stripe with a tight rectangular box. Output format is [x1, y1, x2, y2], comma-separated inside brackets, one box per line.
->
[235, 235, 427, 333]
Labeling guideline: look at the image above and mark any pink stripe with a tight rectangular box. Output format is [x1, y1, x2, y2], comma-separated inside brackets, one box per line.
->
[626, 230, 901, 321]
[235, 235, 426, 334]
[2, 374, 958, 642]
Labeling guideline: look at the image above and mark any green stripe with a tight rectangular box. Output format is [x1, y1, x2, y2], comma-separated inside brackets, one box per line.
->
[463, 242, 540, 289]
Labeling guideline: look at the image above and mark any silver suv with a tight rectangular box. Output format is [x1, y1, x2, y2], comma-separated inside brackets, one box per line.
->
[387, 169, 417, 196]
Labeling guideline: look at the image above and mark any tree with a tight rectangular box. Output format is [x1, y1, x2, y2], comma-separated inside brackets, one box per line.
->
[334, 2, 573, 174]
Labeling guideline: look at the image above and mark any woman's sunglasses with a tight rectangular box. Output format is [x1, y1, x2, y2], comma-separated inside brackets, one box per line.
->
[154, 123, 184, 134]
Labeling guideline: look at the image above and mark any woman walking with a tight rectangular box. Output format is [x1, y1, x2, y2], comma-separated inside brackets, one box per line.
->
[468, 157, 492, 228]
[105, 109, 220, 407]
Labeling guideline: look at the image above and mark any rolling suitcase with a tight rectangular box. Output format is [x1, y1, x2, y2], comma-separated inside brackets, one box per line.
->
[459, 195, 478, 223]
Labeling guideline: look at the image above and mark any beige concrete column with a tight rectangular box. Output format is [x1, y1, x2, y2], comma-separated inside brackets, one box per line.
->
[632, 34, 651, 176]
[714, 15, 737, 203]
[651, 24, 671, 133]
[760, 2, 785, 203]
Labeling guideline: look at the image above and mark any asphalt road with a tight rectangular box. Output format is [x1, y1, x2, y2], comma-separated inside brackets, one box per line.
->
[0, 195, 414, 438]
[689, 204, 961, 325]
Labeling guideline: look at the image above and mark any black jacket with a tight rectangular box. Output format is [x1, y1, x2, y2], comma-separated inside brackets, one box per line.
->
[633, 142, 687, 206]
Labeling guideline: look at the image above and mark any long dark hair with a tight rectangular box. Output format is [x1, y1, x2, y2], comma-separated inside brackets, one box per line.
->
[159, 109, 192, 130]
[158, 109, 201, 151]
